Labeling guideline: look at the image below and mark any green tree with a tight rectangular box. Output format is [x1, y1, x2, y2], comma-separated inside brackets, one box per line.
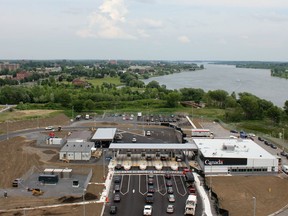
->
[166, 91, 181, 107]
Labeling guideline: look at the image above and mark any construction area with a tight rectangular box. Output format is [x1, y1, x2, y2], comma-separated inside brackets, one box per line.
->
[0, 111, 288, 215]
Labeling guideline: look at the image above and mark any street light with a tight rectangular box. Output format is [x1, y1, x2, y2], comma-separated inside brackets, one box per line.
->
[6, 121, 9, 140]
[83, 188, 86, 216]
[103, 149, 106, 180]
[252, 196, 256, 216]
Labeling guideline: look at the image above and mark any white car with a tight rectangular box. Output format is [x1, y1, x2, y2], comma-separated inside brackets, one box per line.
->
[45, 126, 54, 130]
[146, 131, 151, 136]
[143, 205, 152, 215]
[132, 137, 137, 143]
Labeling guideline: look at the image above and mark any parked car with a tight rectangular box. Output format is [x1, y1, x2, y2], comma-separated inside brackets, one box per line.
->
[230, 129, 238, 133]
[148, 173, 154, 179]
[113, 193, 121, 202]
[258, 136, 264, 141]
[280, 151, 288, 156]
[132, 137, 137, 143]
[168, 194, 175, 202]
[167, 204, 174, 213]
[146, 131, 151, 136]
[270, 144, 277, 149]
[110, 206, 117, 214]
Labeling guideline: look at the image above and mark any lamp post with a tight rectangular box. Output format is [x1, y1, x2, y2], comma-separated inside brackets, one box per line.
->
[252, 196, 256, 216]
[6, 121, 9, 140]
[103, 149, 106, 180]
[83, 188, 86, 216]
[71, 106, 74, 120]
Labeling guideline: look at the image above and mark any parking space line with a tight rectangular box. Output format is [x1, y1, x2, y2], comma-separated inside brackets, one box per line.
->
[157, 175, 167, 196]
[120, 174, 130, 196]
[139, 175, 148, 195]
[174, 175, 187, 197]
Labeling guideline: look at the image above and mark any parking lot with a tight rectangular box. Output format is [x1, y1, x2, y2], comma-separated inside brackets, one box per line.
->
[103, 173, 202, 216]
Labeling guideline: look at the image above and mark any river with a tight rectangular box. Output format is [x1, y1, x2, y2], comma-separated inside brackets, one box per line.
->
[143, 64, 288, 107]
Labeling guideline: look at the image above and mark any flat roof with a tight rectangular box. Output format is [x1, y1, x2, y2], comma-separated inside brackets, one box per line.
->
[194, 138, 276, 159]
[60, 142, 94, 153]
[91, 128, 117, 141]
[109, 143, 197, 150]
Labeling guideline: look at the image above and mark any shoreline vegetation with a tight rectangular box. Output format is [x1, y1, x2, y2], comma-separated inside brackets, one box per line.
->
[213, 61, 288, 79]
[0, 60, 287, 146]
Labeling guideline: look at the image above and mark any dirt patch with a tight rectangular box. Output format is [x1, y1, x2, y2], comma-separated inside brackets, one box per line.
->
[43, 150, 57, 154]
[0, 113, 70, 134]
[209, 175, 288, 215]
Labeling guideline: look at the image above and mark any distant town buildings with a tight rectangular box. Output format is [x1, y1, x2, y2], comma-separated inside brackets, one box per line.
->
[0, 62, 20, 71]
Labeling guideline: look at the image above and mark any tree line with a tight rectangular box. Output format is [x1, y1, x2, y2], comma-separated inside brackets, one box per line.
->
[0, 76, 287, 124]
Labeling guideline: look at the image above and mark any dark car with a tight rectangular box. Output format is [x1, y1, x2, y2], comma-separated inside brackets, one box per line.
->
[114, 193, 121, 202]
[146, 155, 152, 161]
[264, 140, 270, 145]
[166, 180, 172, 187]
[258, 136, 264, 141]
[230, 129, 238, 134]
[270, 144, 277, 149]
[148, 178, 154, 185]
[110, 206, 117, 214]
[165, 173, 171, 179]
[146, 193, 154, 203]
[148, 185, 155, 193]
[114, 176, 121, 183]
[114, 184, 120, 192]
[115, 164, 122, 170]
[280, 151, 288, 156]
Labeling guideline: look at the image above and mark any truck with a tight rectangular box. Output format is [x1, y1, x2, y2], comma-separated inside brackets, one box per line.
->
[184, 194, 197, 215]
[85, 114, 90, 120]
[191, 129, 211, 137]
[282, 165, 288, 174]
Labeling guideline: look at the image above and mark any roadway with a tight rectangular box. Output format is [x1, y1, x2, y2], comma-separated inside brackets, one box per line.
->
[103, 173, 203, 216]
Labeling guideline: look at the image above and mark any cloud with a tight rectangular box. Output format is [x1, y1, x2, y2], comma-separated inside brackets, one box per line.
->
[160, 0, 288, 8]
[142, 18, 163, 28]
[178, 35, 190, 43]
[99, 0, 128, 22]
[137, 29, 150, 38]
[77, 0, 135, 39]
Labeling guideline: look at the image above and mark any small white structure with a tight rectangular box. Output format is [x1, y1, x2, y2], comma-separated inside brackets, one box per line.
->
[47, 138, 64, 145]
[194, 138, 279, 175]
[91, 128, 117, 142]
[59, 141, 94, 161]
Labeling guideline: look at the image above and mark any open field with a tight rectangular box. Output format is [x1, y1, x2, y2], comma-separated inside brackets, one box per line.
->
[209, 175, 288, 216]
[87, 77, 122, 86]
[0, 109, 64, 123]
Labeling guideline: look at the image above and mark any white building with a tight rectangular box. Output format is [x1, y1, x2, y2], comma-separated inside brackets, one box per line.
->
[59, 141, 94, 161]
[194, 138, 279, 175]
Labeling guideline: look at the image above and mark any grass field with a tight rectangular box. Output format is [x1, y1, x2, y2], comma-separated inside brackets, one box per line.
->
[87, 77, 122, 86]
[0, 109, 62, 122]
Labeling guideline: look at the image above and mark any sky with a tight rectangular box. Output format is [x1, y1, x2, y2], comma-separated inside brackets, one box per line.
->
[1, 0, 288, 61]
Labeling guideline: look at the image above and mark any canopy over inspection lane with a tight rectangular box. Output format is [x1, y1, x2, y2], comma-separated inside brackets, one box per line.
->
[109, 143, 197, 151]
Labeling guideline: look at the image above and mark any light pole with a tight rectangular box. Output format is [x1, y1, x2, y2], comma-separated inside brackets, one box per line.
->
[103, 149, 106, 180]
[252, 196, 256, 216]
[283, 128, 285, 145]
[71, 106, 74, 120]
[6, 121, 9, 140]
[83, 188, 86, 216]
